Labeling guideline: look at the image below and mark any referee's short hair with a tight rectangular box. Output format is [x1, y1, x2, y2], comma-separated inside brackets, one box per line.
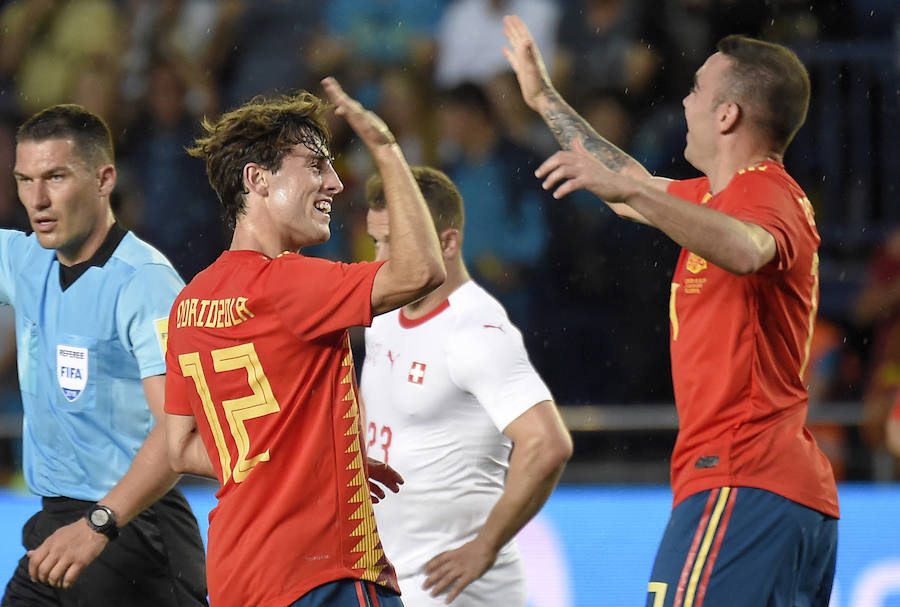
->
[17, 104, 114, 167]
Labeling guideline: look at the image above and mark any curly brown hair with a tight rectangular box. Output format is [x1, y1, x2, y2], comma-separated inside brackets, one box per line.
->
[187, 92, 332, 229]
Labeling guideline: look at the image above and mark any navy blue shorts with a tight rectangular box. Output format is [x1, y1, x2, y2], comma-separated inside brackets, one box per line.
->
[646, 487, 837, 607]
[289, 579, 403, 607]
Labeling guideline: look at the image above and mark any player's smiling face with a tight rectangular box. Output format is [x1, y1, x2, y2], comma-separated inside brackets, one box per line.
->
[14, 138, 112, 265]
[265, 141, 343, 251]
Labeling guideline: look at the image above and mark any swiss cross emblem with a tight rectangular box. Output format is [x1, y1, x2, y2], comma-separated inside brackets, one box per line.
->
[408, 361, 427, 384]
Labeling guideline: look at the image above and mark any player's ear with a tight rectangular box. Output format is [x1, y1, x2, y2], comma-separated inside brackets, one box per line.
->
[718, 101, 741, 134]
[440, 228, 461, 258]
[243, 163, 268, 197]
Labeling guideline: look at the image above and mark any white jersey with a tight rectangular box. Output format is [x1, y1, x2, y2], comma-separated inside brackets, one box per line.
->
[361, 281, 552, 606]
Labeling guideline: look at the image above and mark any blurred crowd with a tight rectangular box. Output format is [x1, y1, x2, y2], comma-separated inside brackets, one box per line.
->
[0, 0, 898, 480]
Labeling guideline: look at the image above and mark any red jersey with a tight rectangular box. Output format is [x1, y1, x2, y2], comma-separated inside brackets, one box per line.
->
[893, 392, 900, 420]
[666, 161, 839, 518]
[164, 250, 398, 607]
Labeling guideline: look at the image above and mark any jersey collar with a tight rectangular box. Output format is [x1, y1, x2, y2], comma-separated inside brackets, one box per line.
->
[59, 223, 127, 291]
[399, 298, 450, 328]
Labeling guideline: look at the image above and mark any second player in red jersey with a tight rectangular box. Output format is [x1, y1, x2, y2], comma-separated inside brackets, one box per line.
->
[505, 14, 838, 607]
[667, 164, 837, 517]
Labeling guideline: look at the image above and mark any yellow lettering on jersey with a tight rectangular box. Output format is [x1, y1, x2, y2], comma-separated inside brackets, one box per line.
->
[222, 298, 234, 329]
[179, 351, 233, 484]
[235, 297, 254, 321]
[797, 196, 816, 228]
[179, 343, 280, 485]
[174, 297, 256, 330]
[207, 300, 218, 328]
[187, 298, 199, 327]
[198, 299, 211, 327]
[669, 283, 680, 341]
[799, 253, 820, 380]
[684, 277, 707, 294]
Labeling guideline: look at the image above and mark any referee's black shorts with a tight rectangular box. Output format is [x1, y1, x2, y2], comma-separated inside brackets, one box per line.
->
[1, 488, 208, 607]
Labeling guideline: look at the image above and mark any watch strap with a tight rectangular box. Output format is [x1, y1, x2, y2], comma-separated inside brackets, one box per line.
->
[84, 504, 119, 541]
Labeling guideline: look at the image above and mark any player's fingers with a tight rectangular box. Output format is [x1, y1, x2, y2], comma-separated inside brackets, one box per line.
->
[444, 576, 473, 604]
[427, 570, 459, 598]
[503, 15, 528, 45]
[26, 549, 45, 582]
[424, 550, 454, 576]
[368, 481, 386, 500]
[47, 559, 70, 588]
[535, 151, 568, 179]
[552, 178, 580, 200]
[321, 77, 364, 117]
[501, 46, 516, 69]
[540, 164, 572, 191]
[320, 77, 345, 104]
[34, 553, 58, 585]
[381, 463, 404, 488]
[61, 561, 84, 589]
[501, 16, 517, 45]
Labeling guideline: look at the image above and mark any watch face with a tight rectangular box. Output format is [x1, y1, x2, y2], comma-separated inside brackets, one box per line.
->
[90, 508, 110, 527]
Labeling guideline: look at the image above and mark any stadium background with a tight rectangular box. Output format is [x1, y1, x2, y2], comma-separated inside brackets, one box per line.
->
[0, 0, 898, 605]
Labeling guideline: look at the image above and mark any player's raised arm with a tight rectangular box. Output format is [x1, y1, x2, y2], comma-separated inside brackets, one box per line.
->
[321, 77, 445, 315]
[502, 15, 665, 188]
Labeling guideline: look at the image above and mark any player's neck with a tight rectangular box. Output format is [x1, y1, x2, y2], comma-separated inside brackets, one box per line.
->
[707, 140, 781, 194]
[230, 220, 295, 258]
[403, 260, 469, 319]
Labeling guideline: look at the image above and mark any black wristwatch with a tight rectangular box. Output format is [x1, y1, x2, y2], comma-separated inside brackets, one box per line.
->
[84, 504, 119, 541]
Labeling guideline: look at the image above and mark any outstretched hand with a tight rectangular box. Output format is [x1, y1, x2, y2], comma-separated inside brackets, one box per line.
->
[367, 457, 403, 503]
[501, 14, 554, 111]
[321, 76, 396, 149]
[536, 138, 633, 202]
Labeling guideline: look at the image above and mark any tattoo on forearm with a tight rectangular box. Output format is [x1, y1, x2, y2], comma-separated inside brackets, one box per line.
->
[543, 93, 630, 172]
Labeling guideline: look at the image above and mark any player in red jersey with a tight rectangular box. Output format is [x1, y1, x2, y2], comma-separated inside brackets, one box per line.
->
[162, 78, 445, 607]
[504, 14, 838, 607]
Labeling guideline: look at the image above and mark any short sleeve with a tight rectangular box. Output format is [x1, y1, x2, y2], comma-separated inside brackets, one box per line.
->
[447, 314, 553, 432]
[118, 263, 186, 378]
[267, 255, 385, 340]
[717, 171, 809, 272]
[0, 229, 30, 305]
[667, 177, 710, 204]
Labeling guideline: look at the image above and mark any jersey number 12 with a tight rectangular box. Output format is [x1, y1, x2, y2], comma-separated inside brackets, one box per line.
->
[179, 343, 280, 484]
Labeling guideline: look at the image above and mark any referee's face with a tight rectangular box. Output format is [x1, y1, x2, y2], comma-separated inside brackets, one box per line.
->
[14, 138, 114, 265]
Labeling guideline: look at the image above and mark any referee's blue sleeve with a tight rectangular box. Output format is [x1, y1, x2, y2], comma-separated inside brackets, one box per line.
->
[0, 229, 28, 305]
[118, 263, 185, 378]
